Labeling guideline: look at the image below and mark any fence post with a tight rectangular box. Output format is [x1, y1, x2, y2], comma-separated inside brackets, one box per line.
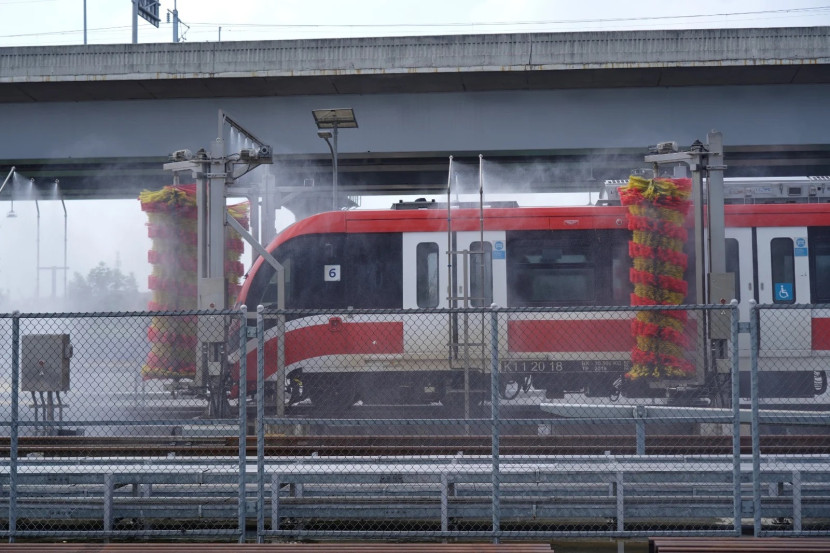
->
[256, 305, 265, 543]
[489, 306, 500, 544]
[103, 473, 114, 537]
[238, 306, 248, 543]
[730, 300, 741, 536]
[749, 300, 761, 536]
[8, 311, 19, 543]
[635, 406, 646, 455]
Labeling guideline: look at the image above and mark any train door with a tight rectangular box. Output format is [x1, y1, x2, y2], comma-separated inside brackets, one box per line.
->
[755, 227, 812, 355]
[402, 232, 450, 354]
[724, 227, 754, 355]
[451, 231, 505, 372]
[455, 231, 507, 308]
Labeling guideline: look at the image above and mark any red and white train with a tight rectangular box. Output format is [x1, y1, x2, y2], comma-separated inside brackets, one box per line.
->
[234, 176, 830, 410]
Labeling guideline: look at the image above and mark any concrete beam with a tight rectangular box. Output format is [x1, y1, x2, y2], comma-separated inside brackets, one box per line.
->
[1, 27, 828, 103]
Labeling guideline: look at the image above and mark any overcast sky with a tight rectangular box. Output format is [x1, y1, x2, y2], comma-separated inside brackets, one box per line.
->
[0, 1, 828, 307]
[0, 0, 829, 45]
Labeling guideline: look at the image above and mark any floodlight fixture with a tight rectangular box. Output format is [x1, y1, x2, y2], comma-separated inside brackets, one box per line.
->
[312, 108, 358, 130]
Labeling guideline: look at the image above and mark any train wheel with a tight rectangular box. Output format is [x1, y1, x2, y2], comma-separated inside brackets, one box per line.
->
[308, 375, 356, 412]
[499, 376, 522, 400]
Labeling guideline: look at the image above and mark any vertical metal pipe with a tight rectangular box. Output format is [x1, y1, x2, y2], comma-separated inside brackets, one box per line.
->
[440, 473, 449, 534]
[173, 1, 179, 43]
[261, 173, 278, 247]
[249, 193, 260, 267]
[104, 473, 114, 536]
[730, 300, 742, 535]
[332, 124, 339, 211]
[462, 255, 470, 422]
[691, 171, 706, 305]
[446, 156, 454, 363]
[83, 0, 87, 44]
[750, 300, 761, 536]
[489, 308, 500, 543]
[706, 131, 726, 275]
[793, 470, 802, 533]
[35, 199, 40, 300]
[616, 471, 625, 532]
[271, 474, 280, 531]
[276, 274, 286, 417]
[9, 311, 20, 542]
[61, 195, 67, 296]
[256, 305, 265, 543]
[237, 307, 248, 543]
[479, 154, 487, 399]
[209, 140, 227, 288]
[635, 413, 645, 455]
[131, 0, 138, 44]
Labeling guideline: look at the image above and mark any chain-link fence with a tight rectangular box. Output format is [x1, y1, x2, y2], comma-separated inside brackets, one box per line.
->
[1, 310, 247, 541]
[1, 304, 828, 542]
[751, 304, 830, 537]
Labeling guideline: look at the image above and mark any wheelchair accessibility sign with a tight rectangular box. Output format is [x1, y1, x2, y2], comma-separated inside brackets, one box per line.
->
[775, 282, 793, 302]
[493, 241, 506, 260]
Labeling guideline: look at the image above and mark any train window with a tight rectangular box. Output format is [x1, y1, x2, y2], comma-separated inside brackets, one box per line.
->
[809, 228, 830, 303]
[470, 241, 493, 307]
[725, 238, 740, 303]
[345, 233, 403, 309]
[416, 242, 439, 308]
[531, 268, 594, 302]
[506, 231, 599, 306]
[770, 237, 795, 304]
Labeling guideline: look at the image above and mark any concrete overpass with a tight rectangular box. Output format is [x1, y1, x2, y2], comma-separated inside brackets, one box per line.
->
[0, 26, 829, 211]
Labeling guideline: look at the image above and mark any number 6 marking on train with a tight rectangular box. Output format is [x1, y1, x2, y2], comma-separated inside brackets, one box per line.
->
[324, 265, 341, 281]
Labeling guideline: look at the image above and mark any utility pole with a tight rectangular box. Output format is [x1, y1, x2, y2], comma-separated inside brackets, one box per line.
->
[131, 0, 138, 44]
[173, 0, 179, 42]
[83, 0, 87, 44]
[167, 1, 189, 43]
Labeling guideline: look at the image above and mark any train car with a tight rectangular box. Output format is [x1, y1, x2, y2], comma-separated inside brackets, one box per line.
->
[234, 177, 830, 410]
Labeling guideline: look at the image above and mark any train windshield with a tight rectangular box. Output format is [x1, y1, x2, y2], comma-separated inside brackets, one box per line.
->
[243, 233, 403, 311]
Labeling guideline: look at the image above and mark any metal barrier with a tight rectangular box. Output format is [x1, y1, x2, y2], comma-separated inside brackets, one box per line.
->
[0, 304, 828, 543]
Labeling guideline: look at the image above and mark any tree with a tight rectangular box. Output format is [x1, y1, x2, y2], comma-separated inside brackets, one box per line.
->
[66, 261, 146, 312]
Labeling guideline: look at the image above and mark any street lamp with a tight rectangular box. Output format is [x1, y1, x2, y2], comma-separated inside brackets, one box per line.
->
[312, 108, 358, 211]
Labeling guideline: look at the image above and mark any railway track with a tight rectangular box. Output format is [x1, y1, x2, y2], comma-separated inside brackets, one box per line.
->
[1, 434, 828, 457]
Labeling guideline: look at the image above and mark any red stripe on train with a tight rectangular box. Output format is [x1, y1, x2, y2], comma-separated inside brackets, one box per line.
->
[507, 319, 634, 352]
[241, 320, 405, 387]
[812, 318, 830, 350]
[284, 319, 404, 365]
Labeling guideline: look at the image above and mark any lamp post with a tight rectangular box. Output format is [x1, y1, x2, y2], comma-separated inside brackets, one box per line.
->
[311, 108, 358, 211]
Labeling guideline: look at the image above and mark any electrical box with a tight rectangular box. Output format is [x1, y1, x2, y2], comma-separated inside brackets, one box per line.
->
[21, 334, 72, 392]
[198, 277, 226, 311]
[196, 277, 229, 384]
